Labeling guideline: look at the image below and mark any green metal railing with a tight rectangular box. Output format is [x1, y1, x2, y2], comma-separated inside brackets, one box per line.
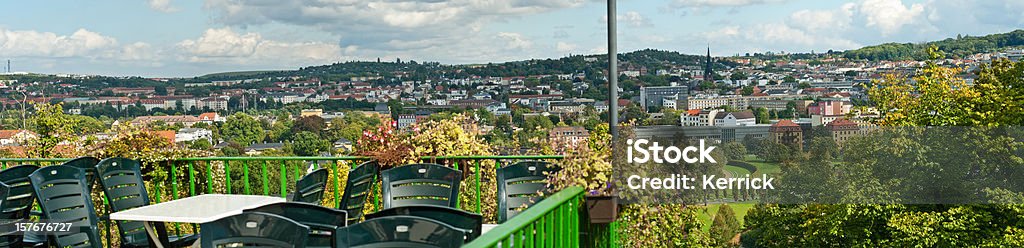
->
[464, 186, 585, 248]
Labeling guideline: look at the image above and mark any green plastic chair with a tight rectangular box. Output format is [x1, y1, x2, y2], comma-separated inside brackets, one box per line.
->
[29, 165, 103, 248]
[0, 165, 43, 247]
[334, 215, 466, 248]
[95, 157, 198, 248]
[244, 202, 347, 248]
[496, 161, 560, 223]
[62, 156, 101, 189]
[290, 168, 329, 205]
[199, 212, 310, 248]
[338, 160, 379, 224]
[381, 163, 462, 209]
[365, 205, 483, 242]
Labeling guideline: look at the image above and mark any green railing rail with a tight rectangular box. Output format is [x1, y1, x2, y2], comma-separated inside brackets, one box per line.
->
[464, 186, 584, 248]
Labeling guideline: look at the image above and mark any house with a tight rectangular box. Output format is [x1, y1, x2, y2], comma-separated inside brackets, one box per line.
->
[301, 109, 323, 118]
[0, 130, 37, 146]
[198, 112, 225, 123]
[680, 109, 721, 127]
[826, 118, 861, 148]
[548, 126, 589, 150]
[132, 115, 200, 127]
[245, 143, 285, 155]
[770, 119, 803, 150]
[714, 111, 756, 127]
[333, 137, 353, 152]
[176, 128, 213, 144]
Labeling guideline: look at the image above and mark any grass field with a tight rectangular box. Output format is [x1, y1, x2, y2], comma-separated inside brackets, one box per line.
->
[743, 154, 782, 176]
[696, 201, 757, 232]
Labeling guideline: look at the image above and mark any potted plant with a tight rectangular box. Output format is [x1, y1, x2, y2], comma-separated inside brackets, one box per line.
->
[548, 124, 618, 223]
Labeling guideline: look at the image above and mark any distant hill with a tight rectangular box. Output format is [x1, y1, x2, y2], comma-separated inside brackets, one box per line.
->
[843, 29, 1024, 61]
[200, 70, 284, 79]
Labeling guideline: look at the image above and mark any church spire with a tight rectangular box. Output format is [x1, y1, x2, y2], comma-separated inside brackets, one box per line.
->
[704, 45, 713, 83]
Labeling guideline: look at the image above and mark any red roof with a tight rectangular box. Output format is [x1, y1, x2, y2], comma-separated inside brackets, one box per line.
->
[0, 130, 34, 139]
[772, 119, 800, 127]
[154, 130, 176, 143]
[198, 112, 218, 121]
[827, 118, 858, 127]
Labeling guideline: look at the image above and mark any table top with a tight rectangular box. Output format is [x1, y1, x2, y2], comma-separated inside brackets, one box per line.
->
[109, 194, 286, 224]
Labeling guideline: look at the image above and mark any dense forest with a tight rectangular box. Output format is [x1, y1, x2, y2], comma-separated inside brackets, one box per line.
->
[843, 29, 1024, 61]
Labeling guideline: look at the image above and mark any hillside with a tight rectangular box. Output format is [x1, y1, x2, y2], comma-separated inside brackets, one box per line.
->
[843, 29, 1024, 61]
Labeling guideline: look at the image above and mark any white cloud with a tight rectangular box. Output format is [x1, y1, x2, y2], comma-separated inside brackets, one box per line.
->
[787, 3, 855, 32]
[202, 0, 589, 62]
[858, 0, 926, 36]
[177, 28, 348, 65]
[0, 28, 152, 60]
[622, 12, 651, 27]
[148, 0, 179, 13]
[556, 42, 578, 53]
[497, 32, 533, 50]
[602, 11, 653, 27]
[671, 0, 792, 8]
[704, 23, 860, 53]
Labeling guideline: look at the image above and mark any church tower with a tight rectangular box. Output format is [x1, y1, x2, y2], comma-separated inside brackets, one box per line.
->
[703, 46, 713, 82]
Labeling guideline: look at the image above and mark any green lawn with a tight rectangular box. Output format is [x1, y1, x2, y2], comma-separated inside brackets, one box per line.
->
[696, 201, 756, 232]
[742, 154, 781, 176]
[723, 164, 752, 177]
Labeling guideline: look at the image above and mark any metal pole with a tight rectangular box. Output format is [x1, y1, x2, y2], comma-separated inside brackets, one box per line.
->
[607, 0, 618, 137]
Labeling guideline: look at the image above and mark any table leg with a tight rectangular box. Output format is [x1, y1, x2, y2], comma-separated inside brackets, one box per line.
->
[143, 222, 167, 248]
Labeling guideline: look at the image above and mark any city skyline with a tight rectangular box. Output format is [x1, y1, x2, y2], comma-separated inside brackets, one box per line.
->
[1, 0, 1023, 77]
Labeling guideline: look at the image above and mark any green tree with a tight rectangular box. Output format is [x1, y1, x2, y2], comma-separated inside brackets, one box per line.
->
[294, 115, 326, 135]
[753, 107, 769, 124]
[710, 204, 741, 246]
[291, 131, 329, 156]
[222, 113, 265, 146]
[28, 103, 78, 157]
[722, 141, 747, 161]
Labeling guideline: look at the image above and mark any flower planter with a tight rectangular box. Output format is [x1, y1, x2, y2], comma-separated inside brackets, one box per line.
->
[585, 195, 618, 224]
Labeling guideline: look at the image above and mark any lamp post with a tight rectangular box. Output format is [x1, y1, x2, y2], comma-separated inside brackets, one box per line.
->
[607, 0, 618, 138]
[20, 91, 26, 130]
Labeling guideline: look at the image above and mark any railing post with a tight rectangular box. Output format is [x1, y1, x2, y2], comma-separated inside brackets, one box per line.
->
[188, 161, 195, 196]
[261, 160, 270, 195]
[206, 161, 214, 194]
[280, 160, 287, 198]
[476, 159, 482, 214]
[332, 161, 341, 208]
[224, 160, 232, 194]
[242, 160, 250, 195]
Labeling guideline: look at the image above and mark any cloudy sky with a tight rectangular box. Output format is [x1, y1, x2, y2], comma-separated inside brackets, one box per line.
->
[1, 0, 1022, 77]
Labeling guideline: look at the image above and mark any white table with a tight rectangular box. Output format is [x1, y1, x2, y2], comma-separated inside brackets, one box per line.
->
[110, 194, 285, 248]
[481, 224, 499, 234]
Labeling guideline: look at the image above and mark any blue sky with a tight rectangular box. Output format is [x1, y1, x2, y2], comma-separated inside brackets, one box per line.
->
[1, 0, 1022, 77]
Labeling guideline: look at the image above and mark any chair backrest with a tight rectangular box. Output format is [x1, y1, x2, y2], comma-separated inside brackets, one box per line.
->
[244, 202, 347, 248]
[0, 165, 40, 247]
[95, 157, 153, 247]
[29, 165, 103, 248]
[338, 160, 379, 224]
[364, 205, 483, 242]
[62, 156, 101, 189]
[291, 168, 329, 204]
[496, 161, 560, 223]
[335, 215, 465, 248]
[200, 212, 310, 248]
[381, 163, 462, 209]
